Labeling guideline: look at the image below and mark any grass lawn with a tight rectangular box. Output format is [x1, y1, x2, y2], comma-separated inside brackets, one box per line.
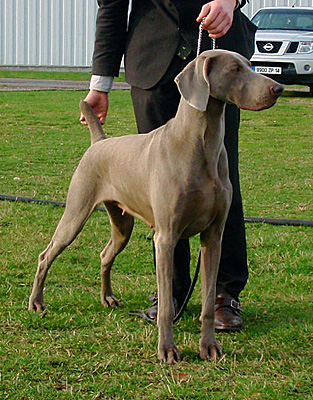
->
[0, 88, 312, 399]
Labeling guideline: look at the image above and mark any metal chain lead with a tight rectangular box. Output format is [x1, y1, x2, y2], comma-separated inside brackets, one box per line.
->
[197, 17, 205, 56]
[212, 37, 216, 50]
[197, 17, 216, 57]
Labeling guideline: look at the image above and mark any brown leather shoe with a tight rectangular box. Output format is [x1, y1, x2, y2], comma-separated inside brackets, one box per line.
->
[146, 293, 243, 331]
[146, 295, 158, 320]
[146, 295, 179, 321]
[215, 294, 243, 332]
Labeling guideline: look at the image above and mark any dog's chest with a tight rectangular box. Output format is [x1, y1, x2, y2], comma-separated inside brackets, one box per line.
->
[178, 180, 230, 238]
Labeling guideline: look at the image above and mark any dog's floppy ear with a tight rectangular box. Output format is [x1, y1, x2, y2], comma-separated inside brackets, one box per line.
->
[175, 56, 211, 112]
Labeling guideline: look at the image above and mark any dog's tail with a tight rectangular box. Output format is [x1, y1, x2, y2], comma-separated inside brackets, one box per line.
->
[79, 100, 107, 145]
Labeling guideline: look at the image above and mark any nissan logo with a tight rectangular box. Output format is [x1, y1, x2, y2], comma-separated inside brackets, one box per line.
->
[263, 43, 274, 52]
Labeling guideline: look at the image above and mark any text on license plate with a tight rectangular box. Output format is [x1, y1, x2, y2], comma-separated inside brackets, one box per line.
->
[253, 66, 282, 74]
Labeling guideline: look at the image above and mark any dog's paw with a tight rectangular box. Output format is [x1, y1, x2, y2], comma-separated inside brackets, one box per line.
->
[102, 295, 120, 308]
[28, 295, 46, 313]
[199, 341, 222, 361]
[158, 346, 180, 364]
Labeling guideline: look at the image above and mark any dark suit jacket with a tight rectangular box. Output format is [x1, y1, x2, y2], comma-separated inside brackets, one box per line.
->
[92, 0, 256, 89]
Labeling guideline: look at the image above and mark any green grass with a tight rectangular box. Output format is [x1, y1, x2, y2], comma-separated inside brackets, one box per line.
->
[0, 89, 312, 399]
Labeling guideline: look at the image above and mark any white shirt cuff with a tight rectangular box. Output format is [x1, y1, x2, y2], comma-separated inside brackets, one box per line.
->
[89, 75, 114, 93]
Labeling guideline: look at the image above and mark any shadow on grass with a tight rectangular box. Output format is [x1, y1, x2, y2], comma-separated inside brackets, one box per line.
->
[179, 300, 310, 338]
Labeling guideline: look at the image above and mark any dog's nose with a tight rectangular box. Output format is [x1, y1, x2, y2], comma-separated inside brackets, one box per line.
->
[271, 83, 284, 98]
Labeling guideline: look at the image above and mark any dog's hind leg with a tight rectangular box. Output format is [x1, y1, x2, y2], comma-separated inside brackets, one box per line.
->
[100, 202, 134, 308]
[29, 176, 99, 313]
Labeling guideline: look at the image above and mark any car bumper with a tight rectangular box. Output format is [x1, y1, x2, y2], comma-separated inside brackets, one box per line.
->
[251, 55, 313, 85]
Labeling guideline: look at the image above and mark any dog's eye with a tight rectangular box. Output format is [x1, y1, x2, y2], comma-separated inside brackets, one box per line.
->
[236, 66, 241, 72]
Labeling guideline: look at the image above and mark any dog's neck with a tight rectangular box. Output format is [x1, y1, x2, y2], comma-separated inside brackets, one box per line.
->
[172, 97, 226, 164]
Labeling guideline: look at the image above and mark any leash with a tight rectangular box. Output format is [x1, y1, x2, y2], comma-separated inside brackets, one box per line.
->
[197, 17, 216, 57]
[131, 18, 215, 325]
[129, 252, 201, 324]
[173, 252, 201, 323]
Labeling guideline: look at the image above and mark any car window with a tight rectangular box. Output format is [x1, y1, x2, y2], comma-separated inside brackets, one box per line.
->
[252, 9, 313, 31]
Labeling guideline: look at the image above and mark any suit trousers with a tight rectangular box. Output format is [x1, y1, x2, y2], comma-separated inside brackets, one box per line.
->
[130, 54, 248, 304]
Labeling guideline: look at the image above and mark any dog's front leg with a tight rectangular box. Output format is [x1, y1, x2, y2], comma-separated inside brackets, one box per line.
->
[154, 231, 180, 364]
[199, 227, 223, 361]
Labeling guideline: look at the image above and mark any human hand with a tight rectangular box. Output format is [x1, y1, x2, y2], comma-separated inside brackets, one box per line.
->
[80, 90, 109, 125]
[196, 0, 237, 39]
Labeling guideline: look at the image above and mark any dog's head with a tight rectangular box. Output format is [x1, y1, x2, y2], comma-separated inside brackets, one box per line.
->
[175, 50, 284, 112]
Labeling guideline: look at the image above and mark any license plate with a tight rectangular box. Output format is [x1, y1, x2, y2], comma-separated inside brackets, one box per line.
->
[253, 66, 282, 74]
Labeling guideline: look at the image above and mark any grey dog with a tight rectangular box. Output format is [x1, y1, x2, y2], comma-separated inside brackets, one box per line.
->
[29, 50, 283, 363]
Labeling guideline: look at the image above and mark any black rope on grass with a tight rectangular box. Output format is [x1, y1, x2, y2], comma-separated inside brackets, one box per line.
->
[1, 193, 313, 227]
[244, 216, 313, 227]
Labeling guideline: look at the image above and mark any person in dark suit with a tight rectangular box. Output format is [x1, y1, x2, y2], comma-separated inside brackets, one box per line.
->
[81, 0, 257, 331]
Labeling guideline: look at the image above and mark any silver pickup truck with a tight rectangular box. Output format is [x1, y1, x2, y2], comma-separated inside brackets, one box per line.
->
[251, 7, 313, 96]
